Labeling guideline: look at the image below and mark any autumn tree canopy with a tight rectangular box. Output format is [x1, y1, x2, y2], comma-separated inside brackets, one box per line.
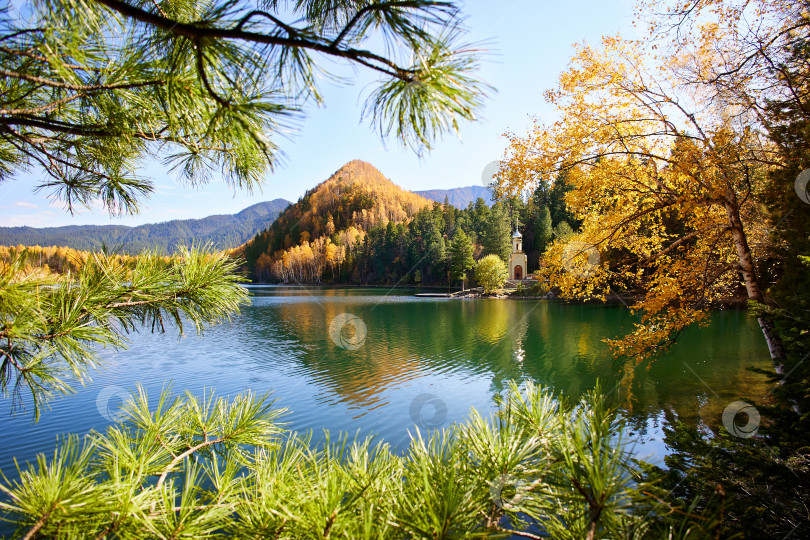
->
[497, 0, 809, 373]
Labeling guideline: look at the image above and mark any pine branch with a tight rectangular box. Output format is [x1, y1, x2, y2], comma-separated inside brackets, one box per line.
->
[92, 0, 410, 79]
[0, 383, 666, 537]
[21, 507, 52, 540]
[0, 68, 165, 92]
[0, 247, 249, 419]
[0, 93, 85, 115]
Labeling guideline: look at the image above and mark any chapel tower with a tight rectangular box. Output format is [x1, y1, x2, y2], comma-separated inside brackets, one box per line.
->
[508, 228, 527, 280]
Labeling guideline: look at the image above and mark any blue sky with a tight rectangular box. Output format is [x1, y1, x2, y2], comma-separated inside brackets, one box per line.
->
[0, 0, 637, 228]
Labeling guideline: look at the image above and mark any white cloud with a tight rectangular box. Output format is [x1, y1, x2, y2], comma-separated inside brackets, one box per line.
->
[14, 202, 38, 209]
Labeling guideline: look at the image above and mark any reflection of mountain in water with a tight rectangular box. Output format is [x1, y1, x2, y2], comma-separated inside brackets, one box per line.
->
[239, 287, 772, 433]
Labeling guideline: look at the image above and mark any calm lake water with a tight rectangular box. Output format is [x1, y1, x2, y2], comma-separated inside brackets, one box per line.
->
[1, 286, 772, 478]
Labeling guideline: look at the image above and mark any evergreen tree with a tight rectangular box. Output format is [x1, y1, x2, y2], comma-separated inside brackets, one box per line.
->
[533, 170, 580, 231]
[369, 225, 387, 282]
[470, 198, 491, 241]
[443, 196, 457, 237]
[431, 237, 448, 283]
[507, 195, 527, 231]
[535, 204, 554, 254]
[449, 230, 474, 289]
[482, 203, 511, 262]
[455, 209, 475, 244]
[409, 206, 445, 284]
[548, 169, 581, 230]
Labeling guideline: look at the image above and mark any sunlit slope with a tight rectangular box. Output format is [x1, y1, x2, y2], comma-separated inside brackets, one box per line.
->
[243, 160, 433, 281]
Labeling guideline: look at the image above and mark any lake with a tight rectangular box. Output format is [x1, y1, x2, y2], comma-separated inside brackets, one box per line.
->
[0, 285, 773, 477]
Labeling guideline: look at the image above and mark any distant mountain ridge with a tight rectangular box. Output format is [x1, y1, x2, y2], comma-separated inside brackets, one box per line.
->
[0, 199, 290, 254]
[415, 185, 494, 208]
[2, 166, 494, 254]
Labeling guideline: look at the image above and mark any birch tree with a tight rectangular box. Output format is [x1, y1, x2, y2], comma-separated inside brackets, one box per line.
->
[498, 24, 793, 371]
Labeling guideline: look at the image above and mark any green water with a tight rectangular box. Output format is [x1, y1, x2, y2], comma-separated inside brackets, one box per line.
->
[1, 286, 772, 474]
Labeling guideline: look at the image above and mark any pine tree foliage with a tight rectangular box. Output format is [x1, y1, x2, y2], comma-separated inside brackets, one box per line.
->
[0, 382, 702, 539]
[448, 228, 473, 287]
[0, 0, 490, 214]
[0, 246, 248, 418]
[481, 202, 511, 263]
[534, 204, 553, 255]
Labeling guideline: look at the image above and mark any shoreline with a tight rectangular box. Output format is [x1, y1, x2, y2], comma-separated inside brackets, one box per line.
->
[245, 281, 752, 309]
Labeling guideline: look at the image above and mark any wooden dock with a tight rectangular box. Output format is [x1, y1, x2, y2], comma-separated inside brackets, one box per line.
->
[415, 288, 482, 298]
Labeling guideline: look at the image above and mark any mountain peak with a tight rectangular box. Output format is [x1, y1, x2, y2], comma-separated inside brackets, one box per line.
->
[328, 160, 388, 186]
[244, 161, 433, 278]
[338, 159, 376, 171]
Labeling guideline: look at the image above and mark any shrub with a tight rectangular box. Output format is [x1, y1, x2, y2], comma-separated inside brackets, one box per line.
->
[475, 254, 508, 294]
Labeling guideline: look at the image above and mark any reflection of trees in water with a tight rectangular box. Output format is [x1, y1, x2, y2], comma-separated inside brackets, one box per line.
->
[619, 311, 771, 431]
[239, 293, 771, 430]
[274, 299, 425, 410]
[474, 300, 511, 344]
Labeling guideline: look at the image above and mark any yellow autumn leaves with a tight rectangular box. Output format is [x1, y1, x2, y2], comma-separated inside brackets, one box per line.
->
[497, 0, 789, 362]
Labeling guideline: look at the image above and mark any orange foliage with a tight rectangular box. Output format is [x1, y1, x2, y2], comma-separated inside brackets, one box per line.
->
[244, 160, 432, 283]
[0, 245, 162, 276]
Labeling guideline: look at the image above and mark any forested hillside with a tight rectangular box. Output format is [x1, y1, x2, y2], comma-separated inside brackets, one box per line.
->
[242, 161, 431, 280]
[0, 199, 289, 254]
[415, 186, 494, 208]
[242, 161, 580, 285]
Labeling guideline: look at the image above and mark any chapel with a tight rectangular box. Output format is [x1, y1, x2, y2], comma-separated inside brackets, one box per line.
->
[508, 229, 527, 280]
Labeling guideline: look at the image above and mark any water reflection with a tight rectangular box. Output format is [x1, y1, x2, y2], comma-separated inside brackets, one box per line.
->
[1, 286, 772, 477]
[245, 287, 771, 437]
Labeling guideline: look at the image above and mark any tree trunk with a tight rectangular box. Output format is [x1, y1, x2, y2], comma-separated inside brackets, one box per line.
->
[724, 198, 788, 375]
